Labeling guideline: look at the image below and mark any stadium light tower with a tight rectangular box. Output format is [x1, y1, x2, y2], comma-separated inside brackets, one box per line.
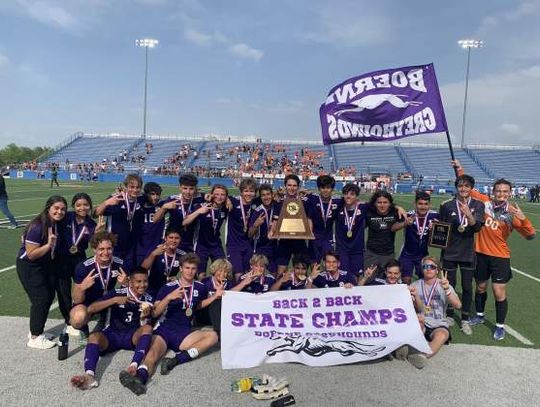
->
[135, 38, 159, 138]
[458, 39, 483, 148]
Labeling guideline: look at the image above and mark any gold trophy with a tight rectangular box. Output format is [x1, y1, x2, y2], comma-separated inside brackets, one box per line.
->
[271, 197, 315, 240]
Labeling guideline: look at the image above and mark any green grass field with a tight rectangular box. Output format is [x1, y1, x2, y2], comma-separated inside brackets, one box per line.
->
[1, 178, 539, 349]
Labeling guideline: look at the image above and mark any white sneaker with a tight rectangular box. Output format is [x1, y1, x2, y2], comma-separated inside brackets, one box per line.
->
[65, 325, 81, 337]
[27, 334, 57, 349]
[27, 332, 55, 340]
[461, 321, 473, 336]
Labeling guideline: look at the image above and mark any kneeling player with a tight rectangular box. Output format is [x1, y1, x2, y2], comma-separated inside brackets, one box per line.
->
[409, 256, 461, 369]
[270, 254, 312, 291]
[70, 267, 153, 390]
[119, 253, 222, 395]
[236, 254, 276, 294]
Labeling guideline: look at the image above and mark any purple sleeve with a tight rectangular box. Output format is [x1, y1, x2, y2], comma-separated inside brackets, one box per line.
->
[25, 223, 44, 245]
[156, 284, 173, 301]
[103, 198, 123, 216]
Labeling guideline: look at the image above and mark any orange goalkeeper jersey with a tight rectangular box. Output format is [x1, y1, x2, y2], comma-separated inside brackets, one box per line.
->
[470, 189, 535, 258]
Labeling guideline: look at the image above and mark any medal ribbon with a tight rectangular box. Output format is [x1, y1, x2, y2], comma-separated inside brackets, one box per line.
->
[492, 201, 508, 220]
[50, 224, 57, 259]
[319, 196, 333, 228]
[415, 214, 427, 238]
[95, 259, 111, 290]
[456, 198, 471, 228]
[179, 196, 193, 219]
[210, 207, 219, 235]
[344, 203, 359, 236]
[182, 282, 194, 310]
[239, 197, 250, 232]
[327, 270, 339, 282]
[71, 221, 88, 249]
[421, 279, 439, 309]
[163, 250, 177, 276]
[127, 287, 143, 303]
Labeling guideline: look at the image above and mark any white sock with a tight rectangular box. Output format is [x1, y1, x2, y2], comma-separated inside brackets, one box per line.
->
[187, 348, 199, 359]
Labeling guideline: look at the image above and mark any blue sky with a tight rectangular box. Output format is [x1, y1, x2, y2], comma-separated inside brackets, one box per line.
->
[1, 0, 539, 148]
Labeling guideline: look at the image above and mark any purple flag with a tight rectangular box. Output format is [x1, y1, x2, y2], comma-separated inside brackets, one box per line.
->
[320, 63, 448, 145]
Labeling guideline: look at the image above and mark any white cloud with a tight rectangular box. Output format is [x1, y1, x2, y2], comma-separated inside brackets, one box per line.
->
[16, 0, 78, 30]
[184, 28, 263, 61]
[440, 64, 540, 144]
[478, 1, 540, 33]
[228, 43, 263, 61]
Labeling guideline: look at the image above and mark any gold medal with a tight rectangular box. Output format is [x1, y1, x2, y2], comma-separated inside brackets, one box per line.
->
[243, 226, 248, 233]
[69, 245, 78, 254]
[457, 225, 465, 233]
[347, 230, 353, 238]
[424, 305, 431, 313]
[185, 307, 193, 317]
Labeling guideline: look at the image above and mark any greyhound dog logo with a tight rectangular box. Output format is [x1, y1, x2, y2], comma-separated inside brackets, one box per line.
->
[266, 334, 386, 358]
[335, 94, 422, 116]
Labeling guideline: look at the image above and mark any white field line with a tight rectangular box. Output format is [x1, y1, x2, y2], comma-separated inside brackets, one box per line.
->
[0, 265, 15, 274]
[0, 213, 39, 223]
[505, 325, 534, 346]
[512, 266, 540, 283]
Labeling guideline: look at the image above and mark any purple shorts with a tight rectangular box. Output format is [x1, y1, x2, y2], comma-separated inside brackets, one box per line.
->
[309, 238, 334, 264]
[227, 245, 253, 276]
[399, 255, 423, 278]
[336, 251, 364, 276]
[275, 240, 309, 267]
[195, 245, 225, 276]
[154, 324, 191, 351]
[102, 327, 137, 352]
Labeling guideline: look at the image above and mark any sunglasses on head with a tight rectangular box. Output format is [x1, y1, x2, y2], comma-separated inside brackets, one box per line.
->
[422, 263, 438, 271]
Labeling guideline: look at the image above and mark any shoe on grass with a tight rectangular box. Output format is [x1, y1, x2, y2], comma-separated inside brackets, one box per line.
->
[461, 320, 473, 336]
[469, 315, 485, 326]
[493, 327, 506, 341]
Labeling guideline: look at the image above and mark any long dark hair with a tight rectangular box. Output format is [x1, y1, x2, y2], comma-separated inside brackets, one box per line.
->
[25, 195, 67, 240]
[368, 191, 395, 213]
[72, 192, 93, 210]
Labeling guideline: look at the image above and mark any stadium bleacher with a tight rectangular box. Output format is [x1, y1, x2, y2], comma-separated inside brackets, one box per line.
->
[43, 133, 539, 185]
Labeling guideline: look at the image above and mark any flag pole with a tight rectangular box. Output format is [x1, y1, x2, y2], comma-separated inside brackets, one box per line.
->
[445, 130, 458, 177]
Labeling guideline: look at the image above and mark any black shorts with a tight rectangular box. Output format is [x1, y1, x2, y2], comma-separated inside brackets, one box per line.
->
[442, 259, 476, 273]
[424, 326, 451, 344]
[475, 253, 512, 284]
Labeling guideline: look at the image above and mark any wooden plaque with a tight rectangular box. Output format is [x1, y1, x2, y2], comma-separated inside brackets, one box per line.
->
[272, 197, 315, 240]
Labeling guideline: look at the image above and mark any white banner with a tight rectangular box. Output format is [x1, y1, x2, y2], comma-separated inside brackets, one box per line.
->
[221, 285, 431, 369]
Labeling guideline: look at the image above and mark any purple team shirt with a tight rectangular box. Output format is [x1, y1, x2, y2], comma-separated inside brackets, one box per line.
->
[100, 287, 153, 331]
[401, 210, 439, 258]
[155, 280, 209, 329]
[312, 270, 357, 288]
[147, 248, 187, 296]
[335, 203, 369, 253]
[239, 272, 276, 294]
[73, 256, 124, 306]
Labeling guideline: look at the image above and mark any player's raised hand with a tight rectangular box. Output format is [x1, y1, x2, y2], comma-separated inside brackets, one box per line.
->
[81, 269, 98, 290]
[215, 281, 226, 298]
[152, 244, 166, 256]
[198, 203, 212, 214]
[117, 268, 129, 286]
[457, 200, 472, 217]
[281, 271, 292, 283]
[47, 227, 57, 248]
[451, 159, 461, 170]
[364, 264, 377, 280]
[310, 263, 321, 279]
[163, 200, 179, 210]
[254, 213, 265, 227]
[508, 203, 526, 220]
[95, 215, 106, 233]
[440, 270, 450, 290]
[168, 286, 184, 301]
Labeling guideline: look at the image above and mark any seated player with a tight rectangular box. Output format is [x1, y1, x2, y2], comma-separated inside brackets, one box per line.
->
[141, 227, 186, 297]
[70, 268, 153, 390]
[270, 254, 313, 291]
[358, 260, 400, 286]
[236, 254, 276, 294]
[119, 253, 222, 395]
[408, 256, 462, 369]
[70, 232, 128, 331]
[198, 258, 236, 334]
[307, 251, 357, 288]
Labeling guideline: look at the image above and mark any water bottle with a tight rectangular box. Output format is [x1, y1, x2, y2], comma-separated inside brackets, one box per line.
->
[231, 377, 263, 393]
[58, 332, 69, 360]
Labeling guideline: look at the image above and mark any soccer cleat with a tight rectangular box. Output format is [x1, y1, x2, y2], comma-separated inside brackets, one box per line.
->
[460, 321, 473, 336]
[407, 353, 428, 369]
[27, 334, 57, 349]
[394, 345, 409, 361]
[493, 327, 506, 341]
[160, 357, 179, 375]
[119, 370, 146, 396]
[252, 376, 289, 394]
[252, 386, 289, 401]
[469, 315, 485, 326]
[446, 316, 456, 327]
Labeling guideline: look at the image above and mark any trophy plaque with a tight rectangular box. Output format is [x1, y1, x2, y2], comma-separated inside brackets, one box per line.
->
[272, 197, 314, 240]
[428, 221, 452, 249]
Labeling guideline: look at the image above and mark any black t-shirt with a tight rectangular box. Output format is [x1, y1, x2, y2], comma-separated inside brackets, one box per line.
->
[439, 197, 484, 263]
[365, 207, 400, 255]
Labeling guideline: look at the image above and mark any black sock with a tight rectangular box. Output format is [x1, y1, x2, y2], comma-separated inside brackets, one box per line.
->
[475, 292, 488, 314]
[495, 299, 508, 325]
